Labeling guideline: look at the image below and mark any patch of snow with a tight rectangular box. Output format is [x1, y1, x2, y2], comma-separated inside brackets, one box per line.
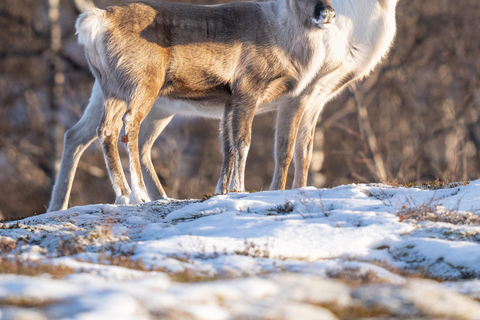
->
[1, 181, 480, 318]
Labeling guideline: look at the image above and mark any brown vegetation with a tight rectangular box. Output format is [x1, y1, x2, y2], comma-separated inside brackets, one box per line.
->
[0, 237, 17, 252]
[234, 239, 271, 258]
[369, 259, 446, 281]
[266, 200, 295, 215]
[96, 252, 220, 282]
[57, 238, 87, 256]
[397, 197, 480, 225]
[0, 256, 74, 279]
[326, 267, 385, 286]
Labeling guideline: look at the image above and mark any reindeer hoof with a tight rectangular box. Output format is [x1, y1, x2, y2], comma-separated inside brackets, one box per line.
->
[115, 194, 130, 205]
[121, 135, 129, 143]
[129, 192, 151, 204]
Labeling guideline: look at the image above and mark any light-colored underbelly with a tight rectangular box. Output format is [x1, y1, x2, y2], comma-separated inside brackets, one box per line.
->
[152, 97, 279, 119]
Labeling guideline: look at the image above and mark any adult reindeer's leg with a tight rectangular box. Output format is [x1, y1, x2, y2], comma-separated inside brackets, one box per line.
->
[229, 97, 258, 192]
[270, 97, 309, 190]
[48, 81, 104, 212]
[98, 96, 131, 205]
[216, 105, 234, 194]
[292, 105, 323, 188]
[138, 107, 174, 200]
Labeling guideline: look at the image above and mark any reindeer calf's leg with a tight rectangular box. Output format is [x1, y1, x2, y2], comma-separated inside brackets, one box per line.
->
[48, 80, 104, 212]
[98, 97, 131, 205]
[123, 93, 158, 204]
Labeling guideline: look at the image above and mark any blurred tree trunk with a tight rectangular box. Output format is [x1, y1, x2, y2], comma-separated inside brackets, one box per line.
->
[71, 0, 95, 13]
[351, 83, 388, 183]
[47, 0, 64, 183]
[309, 129, 326, 187]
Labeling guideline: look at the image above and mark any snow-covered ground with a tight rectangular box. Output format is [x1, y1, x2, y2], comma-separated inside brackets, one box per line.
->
[1, 181, 480, 319]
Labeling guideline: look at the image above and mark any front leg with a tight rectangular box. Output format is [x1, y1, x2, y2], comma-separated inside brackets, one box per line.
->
[292, 104, 324, 188]
[229, 96, 259, 192]
[216, 105, 234, 194]
[270, 97, 309, 190]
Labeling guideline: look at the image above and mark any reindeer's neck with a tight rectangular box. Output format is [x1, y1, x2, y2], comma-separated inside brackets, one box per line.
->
[327, 0, 398, 78]
[269, 0, 324, 71]
[272, 0, 309, 47]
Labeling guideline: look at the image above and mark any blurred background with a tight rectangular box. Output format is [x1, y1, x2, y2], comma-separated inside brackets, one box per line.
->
[0, 0, 479, 219]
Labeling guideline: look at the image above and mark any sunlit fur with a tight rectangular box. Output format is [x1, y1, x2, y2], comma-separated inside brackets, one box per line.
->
[48, 0, 399, 212]
[282, 0, 399, 190]
[72, 0, 336, 206]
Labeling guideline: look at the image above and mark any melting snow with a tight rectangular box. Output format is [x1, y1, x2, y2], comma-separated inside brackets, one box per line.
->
[1, 181, 480, 319]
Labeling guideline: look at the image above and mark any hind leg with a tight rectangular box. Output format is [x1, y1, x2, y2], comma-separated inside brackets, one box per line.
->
[98, 96, 131, 204]
[123, 91, 158, 204]
[48, 81, 103, 212]
[138, 106, 174, 200]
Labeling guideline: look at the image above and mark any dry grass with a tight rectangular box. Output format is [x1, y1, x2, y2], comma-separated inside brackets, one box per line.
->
[0, 256, 74, 279]
[57, 238, 86, 256]
[385, 179, 469, 190]
[397, 197, 480, 226]
[95, 251, 220, 282]
[265, 200, 294, 215]
[234, 239, 270, 258]
[319, 302, 392, 320]
[0, 221, 21, 229]
[0, 237, 17, 252]
[169, 269, 221, 283]
[369, 260, 446, 281]
[0, 296, 59, 308]
[296, 191, 332, 218]
[201, 193, 220, 202]
[0, 216, 31, 224]
[326, 267, 386, 286]
[87, 225, 115, 241]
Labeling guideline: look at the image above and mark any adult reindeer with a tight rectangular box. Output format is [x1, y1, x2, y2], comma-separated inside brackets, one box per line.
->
[49, 0, 400, 212]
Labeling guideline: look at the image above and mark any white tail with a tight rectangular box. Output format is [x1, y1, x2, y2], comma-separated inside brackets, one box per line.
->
[75, 8, 106, 48]
[75, 9, 111, 85]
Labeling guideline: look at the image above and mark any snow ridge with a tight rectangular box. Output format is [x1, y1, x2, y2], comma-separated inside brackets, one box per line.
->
[1, 182, 480, 319]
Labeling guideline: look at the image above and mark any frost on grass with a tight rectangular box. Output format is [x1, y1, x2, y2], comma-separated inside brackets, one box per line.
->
[1, 182, 480, 318]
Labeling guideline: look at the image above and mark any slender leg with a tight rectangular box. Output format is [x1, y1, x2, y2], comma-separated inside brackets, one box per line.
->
[270, 97, 309, 190]
[292, 105, 323, 188]
[98, 97, 131, 205]
[123, 92, 158, 204]
[215, 105, 235, 194]
[48, 81, 104, 212]
[229, 97, 259, 192]
[138, 106, 174, 200]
